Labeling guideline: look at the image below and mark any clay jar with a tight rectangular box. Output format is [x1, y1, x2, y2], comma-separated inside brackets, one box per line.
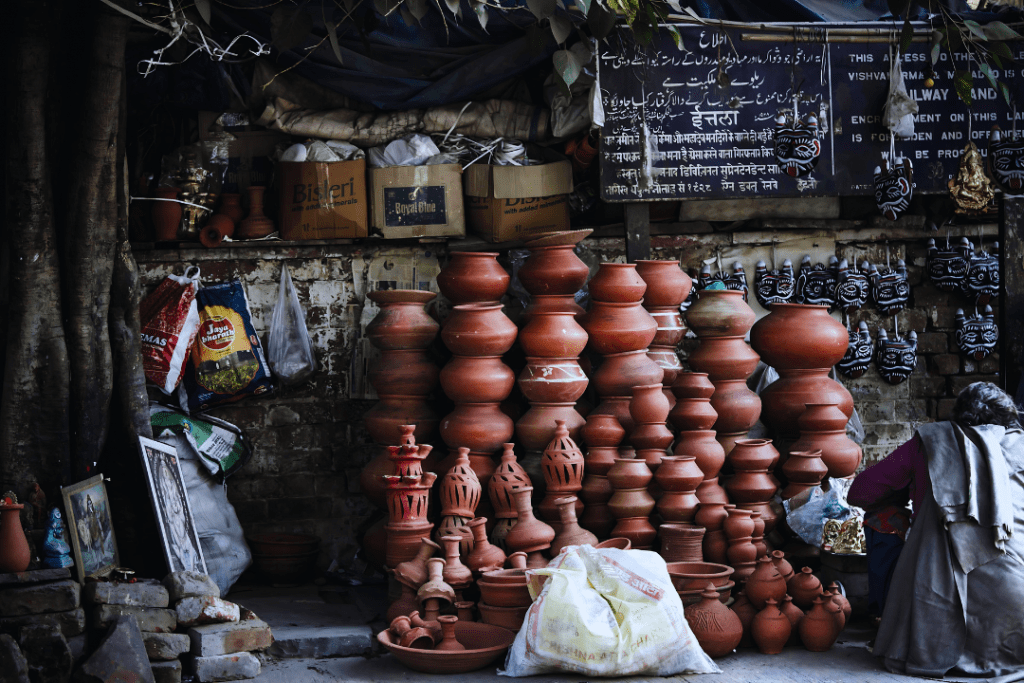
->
[440, 356, 514, 404]
[709, 379, 763, 438]
[522, 294, 586, 323]
[744, 556, 788, 609]
[519, 245, 590, 296]
[724, 468, 776, 505]
[394, 537, 440, 588]
[580, 301, 658, 355]
[728, 439, 778, 472]
[675, 431, 726, 479]
[437, 252, 509, 304]
[441, 304, 517, 356]
[607, 458, 653, 489]
[684, 583, 743, 658]
[435, 615, 466, 651]
[518, 358, 589, 403]
[581, 413, 626, 449]
[655, 456, 703, 523]
[551, 496, 598, 554]
[592, 350, 664, 397]
[687, 337, 760, 381]
[648, 308, 686, 347]
[635, 260, 692, 307]
[751, 599, 791, 654]
[647, 346, 683, 383]
[369, 349, 439, 396]
[440, 403, 514, 452]
[519, 311, 588, 358]
[218, 192, 244, 224]
[588, 262, 647, 302]
[723, 507, 756, 540]
[629, 384, 671, 425]
[0, 503, 30, 573]
[788, 566, 824, 610]
[504, 487, 555, 554]
[799, 597, 838, 651]
[592, 397, 635, 435]
[238, 186, 274, 238]
[366, 290, 439, 350]
[669, 398, 718, 431]
[790, 403, 862, 478]
[151, 187, 182, 241]
[673, 372, 716, 399]
[686, 289, 756, 338]
[515, 403, 584, 451]
[694, 501, 730, 532]
[749, 303, 848, 370]
[781, 450, 828, 498]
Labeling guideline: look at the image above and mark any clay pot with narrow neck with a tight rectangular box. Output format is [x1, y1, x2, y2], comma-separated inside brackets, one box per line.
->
[635, 259, 692, 307]
[788, 566, 824, 610]
[437, 252, 510, 304]
[551, 496, 598, 554]
[592, 350, 664, 397]
[0, 503, 30, 573]
[440, 356, 514, 404]
[780, 595, 804, 646]
[772, 551, 795, 583]
[580, 301, 658, 355]
[686, 290, 756, 338]
[751, 599, 791, 654]
[519, 311, 588, 358]
[152, 187, 183, 241]
[581, 413, 625, 448]
[517, 358, 588, 404]
[588, 262, 647, 302]
[799, 597, 838, 651]
[440, 403, 514, 453]
[441, 304, 518, 356]
[522, 294, 586, 323]
[439, 536, 473, 590]
[744, 556, 787, 610]
[504, 487, 555, 554]
[749, 303, 849, 370]
[685, 583, 743, 658]
[365, 396, 440, 445]
[515, 403, 584, 451]
[394, 537, 440, 588]
[466, 518, 505, 575]
[519, 245, 590, 296]
[822, 588, 847, 631]
[828, 582, 852, 620]
[366, 290, 439, 351]
[759, 369, 854, 439]
[435, 615, 466, 651]
[370, 349, 439, 396]
[238, 185, 274, 238]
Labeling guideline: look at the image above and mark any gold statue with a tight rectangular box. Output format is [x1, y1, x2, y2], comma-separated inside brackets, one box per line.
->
[949, 141, 995, 213]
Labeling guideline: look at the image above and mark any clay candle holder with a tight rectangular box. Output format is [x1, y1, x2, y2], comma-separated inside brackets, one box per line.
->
[436, 448, 481, 553]
[383, 467, 437, 569]
[487, 444, 532, 550]
[539, 420, 585, 527]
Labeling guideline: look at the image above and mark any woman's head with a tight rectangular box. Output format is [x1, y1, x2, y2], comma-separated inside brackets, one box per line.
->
[953, 382, 1021, 429]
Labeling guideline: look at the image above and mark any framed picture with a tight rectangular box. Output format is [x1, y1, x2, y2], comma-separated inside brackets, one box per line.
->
[61, 474, 119, 583]
[138, 436, 208, 575]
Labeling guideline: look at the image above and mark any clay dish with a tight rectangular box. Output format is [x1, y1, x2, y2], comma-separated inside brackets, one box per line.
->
[377, 620, 515, 673]
[477, 602, 531, 631]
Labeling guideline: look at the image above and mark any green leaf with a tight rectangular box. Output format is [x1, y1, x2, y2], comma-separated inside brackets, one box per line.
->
[899, 16, 914, 54]
[980, 63, 999, 93]
[553, 48, 582, 88]
[527, 0, 556, 20]
[1001, 81, 1013, 107]
[195, 0, 211, 25]
[550, 15, 572, 43]
[990, 40, 1015, 61]
[587, 1, 616, 39]
[326, 20, 344, 65]
[954, 69, 974, 107]
[574, 0, 590, 15]
[983, 21, 1022, 41]
[666, 25, 684, 50]
[931, 42, 942, 66]
[993, 54, 1003, 70]
[620, 0, 638, 24]
[270, 6, 314, 51]
[964, 20, 987, 41]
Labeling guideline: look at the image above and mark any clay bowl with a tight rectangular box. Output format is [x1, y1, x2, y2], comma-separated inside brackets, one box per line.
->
[478, 602, 531, 631]
[377, 620, 516, 673]
[479, 568, 529, 585]
[677, 580, 734, 606]
[246, 533, 321, 555]
[477, 577, 532, 607]
[665, 561, 733, 591]
[594, 538, 632, 550]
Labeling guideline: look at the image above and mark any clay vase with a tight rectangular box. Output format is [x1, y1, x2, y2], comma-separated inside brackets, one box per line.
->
[365, 395, 439, 445]
[686, 290, 756, 338]
[0, 503, 30, 573]
[669, 398, 718, 432]
[519, 311, 588, 358]
[760, 369, 854, 440]
[790, 403, 863, 478]
[394, 537, 441, 588]
[673, 372, 716, 400]
[539, 420, 585, 522]
[635, 260, 693, 308]
[771, 551, 795, 583]
[659, 524, 705, 562]
[370, 349, 440, 396]
[518, 358, 588, 403]
[751, 599, 791, 654]
[466, 518, 506, 575]
[731, 592, 757, 648]
[440, 403, 514, 453]
[581, 413, 625, 449]
[519, 245, 590, 296]
[781, 450, 828, 498]
[707, 378, 762, 439]
[588, 262, 647, 302]
[684, 582, 743, 658]
[440, 536, 473, 591]
[799, 597, 838, 651]
[788, 566, 824, 610]
[504, 487, 555, 555]
[456, 601, 476, 623]
[655, 456, 703, 523]
[435, 615, 466, 651]
[522, 294, 586, 323]
[515, 403, 584, 451]
[744, 556, 788, 610]
[551, 496, 598, 554]
[440, 356, 515, 404]
[675, 431, 726, 480]
[780, 595, 804, 646]
[218, 192, 244, 225]
[437, 252, 510, 304]
[688, 337, 761, 381]
[441, 304, 518, 356]
[366, 290, 439, 350]
[750, 303, 849, 370]
[581, 301, 658, 355]
[592, 350, 664, 397]
[238, 185, 274, 238]
[151, 187, 182, 241]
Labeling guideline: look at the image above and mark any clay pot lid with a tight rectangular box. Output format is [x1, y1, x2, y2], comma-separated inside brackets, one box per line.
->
[523, 229, 593, 248]
[367, 289, 437, 305]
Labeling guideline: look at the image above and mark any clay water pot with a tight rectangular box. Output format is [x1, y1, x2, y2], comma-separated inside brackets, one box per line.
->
[823, 589, 846, 631]
[657, 490, 700, 524]
[630, 424, 674, 452]
[517, 358, 588, 403]
[723, 508, 756, 540]
[673, 372, 716, 400]
[435, 615, 466, 652]
[442, 304, 518, 356]
[659, 524, 706, 562]
[394, 537, 441, 588]
[758, 369, 853, 439]
[466, 518, 506, 575]
[790, 403, 862, 478]
[635, 260, 692, 307]
[828, 582, 853, 620]
[788, 566, 824, 610]
[440, 403, 514, 453]
[708, 379, 762, 438]
[740, 502, 777, 537]
[696, 477, 729, 505]
[522, 294, 586, 323]
[749, 303, 848, 370]
[477, 603, 530, 631]
[669, 398, 718, 432]
[751, 599, 791, 654]
[365, 395, 440, 445]
[519, 311, 588, 358]
[440, 356, 515, 404]
[648, 309, 687, 347]
[687, 337, 760, 381]
[629, 384, 671, 425]
[580, 301, 658, 355]
[694, 501, 729, 531]
[728, 439, 778, 472]
[724, 469, 775, 505]
[702, 529, 729, 565]
[366, 290, 440, 351]
[592, 350, 664, 397]
[607, 458, 653, 489]
[744, 556, 787, 609]
[798, 403, 851, 432]
[504, 488, 555, 554]
[551, 496, 598, 554]
[581, 413, 625, 448]
[675, 431, 726, 479]
[780, 595, 804, 646]
[519, 245, 590, 296]
[591, 397, 634, 435]
[151, 187, 182, 241]
[583, 447, 618, 476]
[607, 488, 655, 518]
[610, 516, 657, 549]
[588, 262, 647, 302]
[686, 289, 756, 338]
[685, 582, 743, 658]
[781, 450, 828, 498]
[655, 456, 704, 492]
[731, 592, 757, 648]
[0, 503, 30, 573]
[437, 252, 509, 304]
[799, 597, 838, 651]
[515, 403, 584, 451]
[771, 551, 795, 583]
[237, 186, 274, 238]
[647, 346, 683, 385]
[370, 349, 440, 396]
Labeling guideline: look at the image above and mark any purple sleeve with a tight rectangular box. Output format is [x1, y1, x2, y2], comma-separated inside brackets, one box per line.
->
[848, 435, 922, 510]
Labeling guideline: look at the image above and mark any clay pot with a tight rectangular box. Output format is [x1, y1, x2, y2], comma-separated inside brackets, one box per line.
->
[659, 525, 706, 562]
[218, 192, 244, 224]
[798, 403, 851, 432]
[440, 403, 514, 453]
[370, 349, 440, 396]
[759, 369, 854, 439]
[466, 518, 506, 575]
[780, 596, 804, 646]
[588, 262, 647, 302]
[728, 439, 778, 472]
[583, 447, 619, 477]
[724, 469, 775, 505]
[517, 358, 588, 403]
[657, 491, 700, 524]
[442, 304, 517, 356]
[238, 185, 274, 238]
[673, 372, 716, 400]
[686, 290, 756, 338]
[788, 566, 824, 610]
[771, 551, 795, 583]
[440, 356, 514, 404]
[439, 536, 473, 590]
[708, 379, 762, 436]
[674, 431, 726, 479]
[580, 301, 658, 355]
[610, 516, 657, 549]
[608, 487, 656, 518]
[365, 395, 440, 445]
[723, 508, 756, 540]
[799, 597, 838, 651]
[522, 295, 586, 323]
[591, 397, 634, 435]
[696, 477, 729, 505]
[702, 529, 729, 565]
[437, 252, 510, 304]
[151, 187, 182, 241]
[655, 456, 704, 492]
[607, 458, 653, 489]
[694, 501, 730, 531]
[749, 303, 848, 370]
[201, 214, 234, 247]
[648, 350, 682, 390]
[387, 525, 434, 570]
[635, 260, 692, 307]
[688, 337, 761, 381]
[519, 245, 590, 296]
[648, 309, 686, 347]
[731, 592, 757, 648]
[669, 398, 718, 432]
[828, 582, 852, 620]
[551, 496, 598, 554]
[740, 502, 777, 537]
[515, 403, 584, 451]
[519, 311, 588, 358]
[434, 615, 466, 651]
[477, 603, 530, 631]
[0, 503, 30, 573]
[685, 582, 743, 658]
[592, 350, 664, 397]
[752, 599, 791, 654]
[744, 557, 788, 609]
[790, 404, 862, 478]
[629, 384, 671, 425]
[781, 450, 828, 498]
[504, 487, 555, 554]
[366, 290, 439, 351]
[822, 589, 846, 631]
[581, 413, 625, 448]
[394, 537, 441, 588]
[456, 601, 476, 623]
[578, 497, 615, 540]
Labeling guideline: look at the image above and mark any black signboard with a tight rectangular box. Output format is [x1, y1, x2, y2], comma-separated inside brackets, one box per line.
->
[598, 23, 1024, 201]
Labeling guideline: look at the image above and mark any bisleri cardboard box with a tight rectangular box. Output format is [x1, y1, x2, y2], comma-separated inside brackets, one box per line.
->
[463, 158, 573, 242]
[369, 164, 465, 239]
[277, 159, 368, 240]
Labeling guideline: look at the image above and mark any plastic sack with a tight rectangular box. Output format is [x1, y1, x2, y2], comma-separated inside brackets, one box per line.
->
[500, 546, 719, 677]
[139, 266, 202, 394]
[267, 264, 317, 386]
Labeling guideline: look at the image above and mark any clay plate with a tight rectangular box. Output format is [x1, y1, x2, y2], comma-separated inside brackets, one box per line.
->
[523, 229, 593, 248]
[366, 289, 437, 305]
[377, 620, 516, 673]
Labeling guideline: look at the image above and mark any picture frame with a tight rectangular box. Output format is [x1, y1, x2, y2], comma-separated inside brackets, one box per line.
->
[61, 474, 119, 583]
[138, 436, 208, 575]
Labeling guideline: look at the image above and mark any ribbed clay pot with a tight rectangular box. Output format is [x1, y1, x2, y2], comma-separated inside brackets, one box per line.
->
[635, 260, 693, 308]
[673, 372, 716, 399]
[366, 290, 439, 350]
[685, 582, 743, 658]
[659, 524, 706, 562]
[752, 599, 791, 654]
[588, 262, 647, 302]
[440, 356, 515, 404]
[688, 337, 761, 381]
[519, 311, 588, 358]
[365, 396, 440, 445]
[519, 245, 590, 296]
[442, 303, 518, 356]
[517, 358, 588, 403]
[749, 303, 849, 370]
[581, 413, 625, 448]
[369, 349, 440, 396]
[515, 403, 585, 451]
[581, 301, 658, 355]
[440, 403, 514, 452]
[686, 289, 756, 338]
[759, 369, 854, 439]
[437, 252, 510, 304]
[592, 350, 664, 397]
[522, 294, 586, 323]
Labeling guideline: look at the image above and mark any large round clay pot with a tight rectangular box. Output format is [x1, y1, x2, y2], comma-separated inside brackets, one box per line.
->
[370, 349, 440, 396]
[519, 311, 588, 358]
[781, 450, 828, 498]
[580, 301, 658, 355]
[744, 556, 787, 609]
[790, 428, 862, 479]
[581, 413, 625, 448]
[709, 379, 762, 436]
[151, 187, 183, 241]
[656, 489, 700, 523]
[366, 290, 439, 350]
[588, 262, 647, 302]
[519, 245, 590, 296]
[607, 458, 654, 489]
[635, 260, 692, 307]
[514, 403, 584, 451]
[673, 372, 716, 400]
[669, 398, 717, 432]
[655, 456, 704, 492]
[517, 358, 588, 403]
[675, 430, 726, 479]
[629, 384, 671, 425]
[365, 395, 440, 444]
[442, 304, 518, 356]
[591, 397, 634, 435]
[522, 294, 586, 323]
[685, 583, 743, 657]
[798, 402, 851, 432]
[440, 356, 515, 404]
[688, 337, 760, 381]
[750, 303, 848, 370]
[728, 439, 778, 472]
[0, 503, 30, 573]
[648, 308, 686, 347]
[723, 507, 756, 539]
[686, 290, 756, 338]
[592, 350, 664, 396]
[724, 469, 776, 504]
[759, 369, 853, 438]
[437, 252, 510, 304]
[440, 403, 514, 452]
[751, 599, 791, 654]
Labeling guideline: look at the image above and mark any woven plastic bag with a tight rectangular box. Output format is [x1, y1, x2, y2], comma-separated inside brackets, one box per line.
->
[500, 546, 719, 677]
[139, 266, 201, 394]
[267, 264, 317, 385]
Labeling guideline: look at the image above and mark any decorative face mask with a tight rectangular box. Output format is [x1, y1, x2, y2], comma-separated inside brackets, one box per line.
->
[962, 242, 1000, 305]
[988, 126, 1024, 196]
[774, 113, 821, 178]
[795, 255, 839, 309]
[838, 321, 873, 379]
[876, 329, 917, 384]
[869, 260, 910, 315]
[699, 262, 748, 301]
[874, 157, 914, 221]
[835, 259, 871, 313]
[680, 270, 698, 312]
[956, 306, 999, 360]
[754, 259, 795, 309]
[927, 236, 972, 293]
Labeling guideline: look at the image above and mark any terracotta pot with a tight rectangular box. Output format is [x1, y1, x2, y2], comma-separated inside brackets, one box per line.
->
[581, 413, 625, 448]
[594, 538, 632, 550]
[648, 349, 682, 389]
[517, 358, 588, 403]
[580, 301, 658, 355]
[686, 290, 756, 338]
[541, 421, 585, 494]
[201, 214, 234, 247]
[655, 456, 704, 492]
[780, 595, 804, 646]
[477, 579, 531, 608]
[522, 294, 586, 323]
[218, 192, 244, 224]
[385, 525, 434, 569]
[669, 398, 717, 432]
[437, 252, 510, 304]
[591, 397, 634, 435]
[688, 337, 760, 381]
[238, 186, 274, 238]
[394, 537, 440, 588]
[788, 566, 824, 610]
[731, 592, 757, 648]
[749, 303, 848, 370]
[727, 535, 758, 568]
[466, 518, 506, 575]
[440, 403, 514, 453]
[702, 529, 729, 564]
[822, 588, 847, 631]
[370, 349, 440, 396]
[648, 309, 687, 347]
[477, 602, 530, 631]
[790, 426, 863, 479]
[709, 379, 762, 436]
[588, 262, 647, 302]
[607, 487, 656, 518]
[488, 444, 532, 519]
[723, 508, 756, 540]
[694, 501, 730, 531]
[439, 536, 473, 590]
[0, 503, 30, 573]
[366, 290, 439, 351]
[519, 245, 590, 296]
[636, 448, 667, 472]
[752, 599, 791, 654]
[739, 502, 777, 536]
[728, 439, 778, 472]
[759, 369, 854, 439]
[635, 260, 692, 307]
[781, 450, 828, 495]
[592, 350, 664, 397]
[744, 557, 787, 609]
[798, 402, 851, 432]
[672, 372, 716, 400]
[685, 582, 743, 658]
[629, 384, 671, 425]
[772, 551, 795, 583]
[583, 447, 619, 477]
[551, 496, 598, 554]
[675, 431, 726, 479]
[659, 525, 706, 563]
[610, 516, 657, 549]
[696, 477, 729, 505]
[607, 458, 653, 489]
[657, 491, 700, 524]
[439, 356, 514, 404]
[519, 311, 588, 358]
[504, 487, 555, 554]
[442, 304, 518, 356]
[799, 597, 838, 651]
[724, 469, 776, 504]
[433, 615, 466, 652]
[456, 601, 476, 623]
[151, 187, 182, 241]
[365, 395, 440, 445]
[578, 500, 615, 539]
[515, 403, 584, 451]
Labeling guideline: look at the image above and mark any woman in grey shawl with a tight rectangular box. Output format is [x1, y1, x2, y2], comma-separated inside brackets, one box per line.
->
[850, 382, 1024, 679]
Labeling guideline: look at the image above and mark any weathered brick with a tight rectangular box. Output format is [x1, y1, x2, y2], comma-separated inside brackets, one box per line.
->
[143, 632, 191, 661]
[900, 308, 929, 332]
[19, 623, 71, 683]
[151, 659, 182, 683]
[861, 423, 913, 445]
[0, 608, 86, 639]
[0, 580, 80, 617]
[915, 331, 949, 354]
[176, 597, 239, 628]
[910, 375, 947, 398]
[855, 401, 896, 424]
[936, 398, 957, 420]
[951, 374, 1000, 396]
[979, 354, 1000, 374]
[83, 579, 169, 608]
[931, 353, 961, 375]
[894, 400, 930, 422]
[163, 572, 220, 603]
[0, 569, 71, 587]
[0, 633, 30, 683]
[188, 619, 273, 656]
[910, 285, 950, 308]
[78, 615, 155, 683]
[93, 605, 177, 633]
[190, 652, 260, 682]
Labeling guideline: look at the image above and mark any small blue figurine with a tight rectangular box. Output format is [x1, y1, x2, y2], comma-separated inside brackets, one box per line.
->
[42, 508, 74, 569]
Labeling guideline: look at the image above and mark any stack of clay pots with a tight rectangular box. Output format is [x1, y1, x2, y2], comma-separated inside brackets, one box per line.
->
[724, 439, 779, 534]
[684, 289, 761, 456]
[630, 383, 674, 473]
[487, 444, 532, 550]
[538, 420, 585, 527]
[477, 552, 533, 630]
[577, 413, 624, 539]
[670, 372, 728, 506]
[722, 506, 758, 585]
[789, 403, 862, 478]
[780, 448, 829, 499]
[382, 426, 439, 569]
[606, 457, 657, 549]
[635, 260, 693, 409]
[654, 456, 704, 527]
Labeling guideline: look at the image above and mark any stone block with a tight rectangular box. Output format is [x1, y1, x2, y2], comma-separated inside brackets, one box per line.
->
[67, 633, 89, 666]
[931, 354, 961, 376]
[163, 572, 220, 603]
[151, 659, 182, 683]
[190, 652, 261, 682]
[83, 580, 169, 608]
[73, 616, 155, 683]
[951, 374, 999, 396]
[176, 597, 239, 628]
[0, 580, 81, 617]
[910, 375, 947, 397]
[19, 623, 72, 683]
[0, 608, 86, 639]
[0, 569, 72, 587]
[189, 619, 273, 656]
[0, 633, 30, 683]
[143, 632, 191, 661]
[93, 605, 177, 633]
[915, 331, 949, 354]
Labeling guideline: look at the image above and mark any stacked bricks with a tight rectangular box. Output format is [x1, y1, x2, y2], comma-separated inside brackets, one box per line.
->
[0, 568, 82, 682]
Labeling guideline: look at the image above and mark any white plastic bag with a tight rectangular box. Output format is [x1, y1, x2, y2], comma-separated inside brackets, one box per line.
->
[500, 546, 719, 677]
[268, 264, 317, 385]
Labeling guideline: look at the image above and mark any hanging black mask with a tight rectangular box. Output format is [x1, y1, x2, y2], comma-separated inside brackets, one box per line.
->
[927, 236, 972, 293]
[874, 157, 915, 221]
[680, 269, 698, 312]
[988, 126, 1024, 196]
[870, 260, 910, 315]
[838, 321, 873, 379]
[876, 329, 917, 384]
[796, 255, 839, 309]
[962, 242, 1000, 306]
[774, 113, 821, 178]
[835, 259, 871, 314]
[754, 259, 795, 309]
[699, 262, 749, 301]
[955, 306, 999, 360]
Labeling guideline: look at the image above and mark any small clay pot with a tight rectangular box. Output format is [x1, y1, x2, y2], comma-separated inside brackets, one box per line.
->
[799, 597, 838, 651]
[635, 259, 692, 307]
[788, 566, 824, 610]
[669, 398, 718, 432]
[607, 458, 653, 489]
[828, 582, 853, 620]
[609, 516, 657, 549]
[751, 599, 791, 654]
[437, 252, 510, 304]
[466, 518, 506, 575]
[672, 372, 716, 400]
[217, 192, 244, 225]
[580, 300, 658, 355]
[519, 245, 590, 296]
[695, 477, 729, 506]
[647, 345, 683, 383]
[771, 550, 795, 583]
[581, 413, 625, 448]
[519, 311, 588, 358]
[588, 262, 647, 302]
[504, 487, 555, 555]
[629, 384, 671, 425]
[694, 501, 730, 532]
[675, 430, 726, 480]
[744, 556, 787, 610]
[237, 185, 274, 238]
[514, 403, 584, 451]
[435, 615, 466, 651]
[731, 592, 757, 648]
[366, 290, 439, 351]
[0, 503, 30, 573]
[440, 403, 514, 453]
[780, 595, 804, 646]
[440, 356, 515, 404]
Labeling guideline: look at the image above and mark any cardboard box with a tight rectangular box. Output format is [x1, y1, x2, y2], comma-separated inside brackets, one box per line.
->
[464, 158, 573, 242]
[198, 112, 287, 194]
[277, 159, 368, 240]
[369, 164, 465, 239]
